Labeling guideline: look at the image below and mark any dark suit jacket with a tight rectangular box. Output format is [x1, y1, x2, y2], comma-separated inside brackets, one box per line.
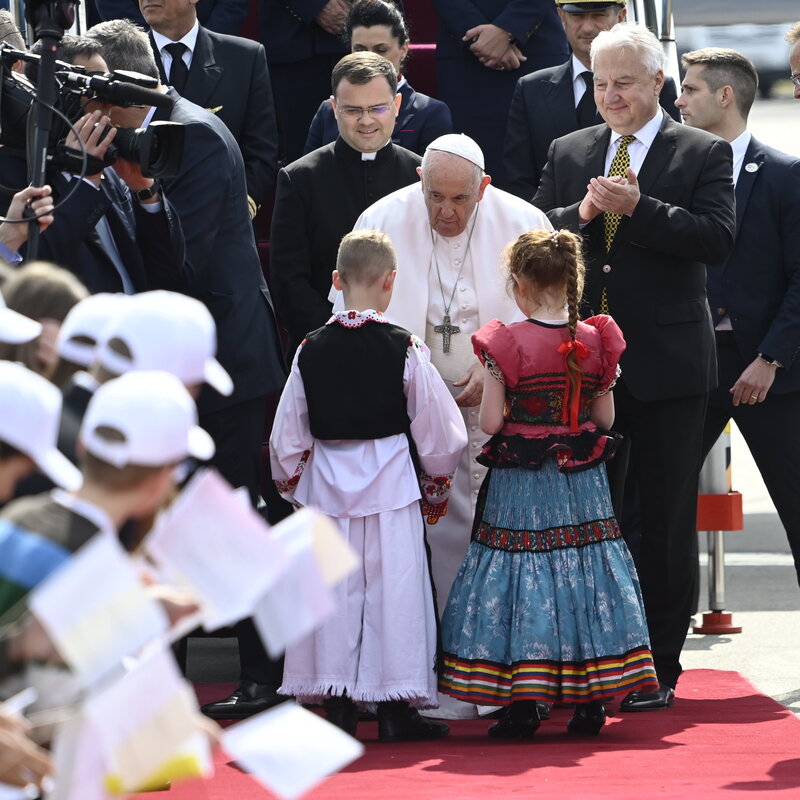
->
[433, 0, 567, 62]
[504, 60, 681, 200]
[303, 81, 453, 157]
[95, 0, 249, 35]
[270, 137, 421, 355]
[259, 0, 347, 63]
[534, 112, 736, 402]
[707, 137, 800, 393]
[0, 149, 186, 294]
[153, 89, 285, 414]
[151, 26, 278, 208]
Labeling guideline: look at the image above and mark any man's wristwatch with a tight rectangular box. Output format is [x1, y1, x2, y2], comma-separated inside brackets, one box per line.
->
[134, 181, 160, 202]
[758, 352, 783, 368]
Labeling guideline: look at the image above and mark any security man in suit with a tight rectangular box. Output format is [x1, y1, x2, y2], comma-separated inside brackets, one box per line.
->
[261, 0, 350, 166]
[138, 0, 278, 217]
[677, 47, 800, 586]
[85, 18, 287, 719]
[503, 0, 680, 201]
[431, 0, 569, 185]
[95, 0, 249, 37]
[534, 22, 735, 712]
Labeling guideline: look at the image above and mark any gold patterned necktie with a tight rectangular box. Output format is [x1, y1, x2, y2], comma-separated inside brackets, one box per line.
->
[599, 134, 635, 314]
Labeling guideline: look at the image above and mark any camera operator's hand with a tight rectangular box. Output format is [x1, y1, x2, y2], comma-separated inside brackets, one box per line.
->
[65, 110, 117, 187]
[0, 185, 54, 254]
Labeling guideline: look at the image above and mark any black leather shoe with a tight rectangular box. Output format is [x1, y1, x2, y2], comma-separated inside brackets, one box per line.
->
[619, 682, 675, 712]
[487, 701, 541, 739]
[201, 682, 288, 719]
[567, 701, 606, 735]
[377, 701, 450, 742]
[324, 696, 358, 737]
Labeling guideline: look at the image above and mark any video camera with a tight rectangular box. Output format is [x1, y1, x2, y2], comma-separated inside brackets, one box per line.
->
[0, 44, 185, 179]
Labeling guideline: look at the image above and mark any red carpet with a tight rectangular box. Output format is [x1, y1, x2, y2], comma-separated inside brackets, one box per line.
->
[132, 671, 800, 799]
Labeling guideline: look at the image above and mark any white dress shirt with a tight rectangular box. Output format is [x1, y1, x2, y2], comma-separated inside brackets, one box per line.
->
[153, 20, 200, 77]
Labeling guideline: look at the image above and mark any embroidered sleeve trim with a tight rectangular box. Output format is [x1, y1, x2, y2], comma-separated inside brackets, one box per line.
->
[481, 350, 505, 385]
[275, 449, 311, 495]
[594, 364, 621, 397]
[420, 471, 453, 500]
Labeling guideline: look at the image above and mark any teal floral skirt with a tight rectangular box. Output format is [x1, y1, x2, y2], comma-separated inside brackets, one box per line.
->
[439, 458, 659, 705]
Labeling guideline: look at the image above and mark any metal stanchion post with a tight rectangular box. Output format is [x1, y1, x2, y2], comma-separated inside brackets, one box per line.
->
[693, 424, 743, 634]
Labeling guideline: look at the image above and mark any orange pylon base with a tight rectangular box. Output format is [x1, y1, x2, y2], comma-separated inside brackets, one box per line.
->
[692, 612, 742, 634]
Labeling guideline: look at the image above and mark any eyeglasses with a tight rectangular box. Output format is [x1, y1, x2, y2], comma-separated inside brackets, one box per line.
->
[791, 73, 800, 87]
[338, 104, 392, 119]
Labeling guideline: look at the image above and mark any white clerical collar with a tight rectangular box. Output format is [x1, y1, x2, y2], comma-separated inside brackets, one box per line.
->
[730, 129, 752, 185]
[153, 19, 199, 57]
[610, 108, 662, 150]
[361, 139, 393, 161]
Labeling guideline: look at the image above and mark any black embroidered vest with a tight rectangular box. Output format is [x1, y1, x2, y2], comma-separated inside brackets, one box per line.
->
[298, 320, 412, 440]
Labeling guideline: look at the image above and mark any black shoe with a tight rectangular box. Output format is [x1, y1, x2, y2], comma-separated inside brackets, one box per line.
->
[201, 682, 287, 720]
[485, 702, 549, 720]
[377, 701, 450, 742]
[324, 696, 358, 737]
[567, 701, 606, 735]
[487, 701, 541, 739]
[619, 682, 675, 712]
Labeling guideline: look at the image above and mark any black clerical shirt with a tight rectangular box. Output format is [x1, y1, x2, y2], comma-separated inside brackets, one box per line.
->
[270, 137, 422, 356]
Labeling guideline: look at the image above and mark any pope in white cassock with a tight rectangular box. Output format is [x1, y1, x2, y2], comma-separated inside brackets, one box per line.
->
[331, 134, 553, 719]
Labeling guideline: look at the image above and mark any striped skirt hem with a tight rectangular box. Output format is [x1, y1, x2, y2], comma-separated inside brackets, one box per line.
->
[439, 646, 659, 705]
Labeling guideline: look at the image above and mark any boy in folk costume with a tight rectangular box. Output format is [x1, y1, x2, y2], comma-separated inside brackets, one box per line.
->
[271, 230, 467, 741]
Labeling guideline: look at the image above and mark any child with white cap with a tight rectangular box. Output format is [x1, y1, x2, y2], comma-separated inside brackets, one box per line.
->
[94, 290, 233, 398]
[11, 290, 231, 501]
[50, 292, 129, 389]
[0, 361, 82, 504]
[0, 291, 42, 346]
[0, 371, 214, 618]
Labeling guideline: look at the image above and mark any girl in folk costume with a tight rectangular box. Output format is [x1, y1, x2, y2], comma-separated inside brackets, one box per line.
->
[270, 230, 468, 742]
[439, 229, 658, 737]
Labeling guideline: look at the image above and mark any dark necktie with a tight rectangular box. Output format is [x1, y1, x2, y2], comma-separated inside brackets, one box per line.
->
[165, 41, 189, 94]
[575, 71, 596, 128]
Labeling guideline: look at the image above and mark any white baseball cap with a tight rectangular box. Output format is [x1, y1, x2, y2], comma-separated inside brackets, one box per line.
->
[80, 371, 215, 468]
[0, 361, 82, 490]
[95, 291, 233, 396]
[57, 293, 129, 367]
[0, 289, 42, 345]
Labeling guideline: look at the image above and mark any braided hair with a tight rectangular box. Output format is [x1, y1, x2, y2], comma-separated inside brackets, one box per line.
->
[506, 228, 587, 401]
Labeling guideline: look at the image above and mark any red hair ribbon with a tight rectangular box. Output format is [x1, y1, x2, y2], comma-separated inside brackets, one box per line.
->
[556, 339, 589, 429]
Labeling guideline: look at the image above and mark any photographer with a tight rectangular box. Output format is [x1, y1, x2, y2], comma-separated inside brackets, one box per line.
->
[84, 18, 287, 719]
[0, 35, 187, 294]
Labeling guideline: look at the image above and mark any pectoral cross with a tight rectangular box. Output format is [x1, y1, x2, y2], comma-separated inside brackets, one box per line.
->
[434, 314, 460, 353]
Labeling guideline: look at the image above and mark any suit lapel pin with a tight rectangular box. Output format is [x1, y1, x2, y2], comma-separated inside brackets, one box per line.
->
[744, 162, 759, 173]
